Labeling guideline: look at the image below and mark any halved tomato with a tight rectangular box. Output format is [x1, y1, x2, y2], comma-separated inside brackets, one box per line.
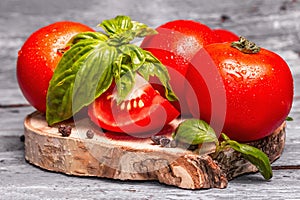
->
[88, 75, 179, 135]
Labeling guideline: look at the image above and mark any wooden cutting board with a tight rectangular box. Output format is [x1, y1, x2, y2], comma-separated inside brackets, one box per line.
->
[24, 111, 286, 189]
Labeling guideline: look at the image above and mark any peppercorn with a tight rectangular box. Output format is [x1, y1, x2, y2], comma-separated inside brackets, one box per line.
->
[58, 124, 72, 137]
[160, 137, 171, 147]
[150, 135, 177, 148]
[86, 129, 95, 139]
[151, 135, 167, 145]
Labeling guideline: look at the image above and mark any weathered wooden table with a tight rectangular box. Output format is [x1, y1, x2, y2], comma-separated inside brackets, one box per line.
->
[1, 0, 300, 199]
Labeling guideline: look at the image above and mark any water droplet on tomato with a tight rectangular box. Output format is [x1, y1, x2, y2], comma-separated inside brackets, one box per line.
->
[241, 69, 247, 75]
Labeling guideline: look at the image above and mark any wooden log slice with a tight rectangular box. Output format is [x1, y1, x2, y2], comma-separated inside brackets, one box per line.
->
[24, 111, 286, 189]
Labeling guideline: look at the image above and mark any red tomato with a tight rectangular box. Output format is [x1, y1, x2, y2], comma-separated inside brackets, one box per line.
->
[88, 75, 180, 135]
[186, 42, 293, 142]
[17, 21, 94, 112]
[141, 20, 219, 116]
[213, 29, 240, 43]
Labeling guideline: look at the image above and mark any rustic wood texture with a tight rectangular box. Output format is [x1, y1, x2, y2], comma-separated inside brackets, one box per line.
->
[23, 112, 285, 190]
[1, 0, 300, 199]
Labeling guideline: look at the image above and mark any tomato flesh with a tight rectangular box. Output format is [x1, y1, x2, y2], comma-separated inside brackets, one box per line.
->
[88, 76, 180, 135]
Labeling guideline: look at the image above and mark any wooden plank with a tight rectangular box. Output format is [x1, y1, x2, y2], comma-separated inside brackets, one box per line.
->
[1, 149, 300, 199]
[1, 0, 300, 198]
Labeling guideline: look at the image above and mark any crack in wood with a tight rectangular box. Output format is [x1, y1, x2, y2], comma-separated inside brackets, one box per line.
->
[0, 104, 31, 108]
[272, 165, 300, 170]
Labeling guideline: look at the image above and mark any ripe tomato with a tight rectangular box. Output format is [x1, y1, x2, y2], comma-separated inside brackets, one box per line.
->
[186, 41, 293, 142]
[141, 20, 219, 115]
[88, 75, 180, 135]
[213, 29, 239, 43]
[17, 21, 94, 112]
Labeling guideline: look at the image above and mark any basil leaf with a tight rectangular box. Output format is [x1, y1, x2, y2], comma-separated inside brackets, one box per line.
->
[131, 21, 157, 38]
[116, 68, 136, 104]
[100, 15, 133, 36]
[46, 40, 116, 125]
[68, 31, 108, 45]
[138, 51, 177, 101]
[118, 44, 146, 70]
[221, 133, 273, 180]
[173, 119, 218, 145]
[72, 43, 117, 114]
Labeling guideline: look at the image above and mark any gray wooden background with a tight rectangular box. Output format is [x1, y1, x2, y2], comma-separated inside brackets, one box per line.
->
[1, 0, 300, 199]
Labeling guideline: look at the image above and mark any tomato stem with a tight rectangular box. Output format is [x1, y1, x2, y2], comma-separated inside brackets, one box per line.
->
[231, 36, 260, 54]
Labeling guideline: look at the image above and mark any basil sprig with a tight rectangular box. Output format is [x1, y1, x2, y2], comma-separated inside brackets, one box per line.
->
[220, 133, 273, 180]
[173, 119, 218, 145]
[46, 15, 177, 125]
[173, 119, 273, 180]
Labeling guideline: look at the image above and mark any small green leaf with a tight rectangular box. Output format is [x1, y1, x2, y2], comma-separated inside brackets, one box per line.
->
[118, 44, 146, 70]
[173, 119, 218, 145]
[99, 15, 133, 36]
[68, 31, 108, 45]
[101, 16, 157, 46]
[138, 51, 177, 101]
[221, 133, 273, 180]
[286, 116, 293, 121]
[131, 21, 158, 37]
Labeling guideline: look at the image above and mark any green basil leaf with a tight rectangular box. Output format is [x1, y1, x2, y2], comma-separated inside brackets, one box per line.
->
[72, 43, 117, 113]
[46, 40, 116, 125]
[173, 119, 218, 145]
[286, 116, 293, 121]
[99, 15, 133, 36]
[116, 68, 136, 104]
[131, 21, 157, 38]
[118, 44, 146, 70]
[138, 51, 177, 101]
[68, 31, 108, 45]
[222, 133, 273, 180]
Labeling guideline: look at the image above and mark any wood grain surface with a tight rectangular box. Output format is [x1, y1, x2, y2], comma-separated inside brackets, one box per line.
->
[1, 0, 300, 199]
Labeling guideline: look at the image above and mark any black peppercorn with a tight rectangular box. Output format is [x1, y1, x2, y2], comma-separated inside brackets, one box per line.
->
[58, 124, 72, 137]
[86, 130, 95, 139]
[151, 135, 167, 145]
[159, 137, 171, 147]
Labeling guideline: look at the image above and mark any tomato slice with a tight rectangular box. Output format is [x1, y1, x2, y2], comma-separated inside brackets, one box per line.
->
[88, 76, 179, 135]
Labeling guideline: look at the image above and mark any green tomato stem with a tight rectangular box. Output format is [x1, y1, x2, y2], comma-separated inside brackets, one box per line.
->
[231, 36, 261, 54]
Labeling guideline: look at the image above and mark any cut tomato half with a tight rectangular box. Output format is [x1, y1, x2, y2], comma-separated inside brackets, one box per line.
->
[88, 75, 179, 135]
